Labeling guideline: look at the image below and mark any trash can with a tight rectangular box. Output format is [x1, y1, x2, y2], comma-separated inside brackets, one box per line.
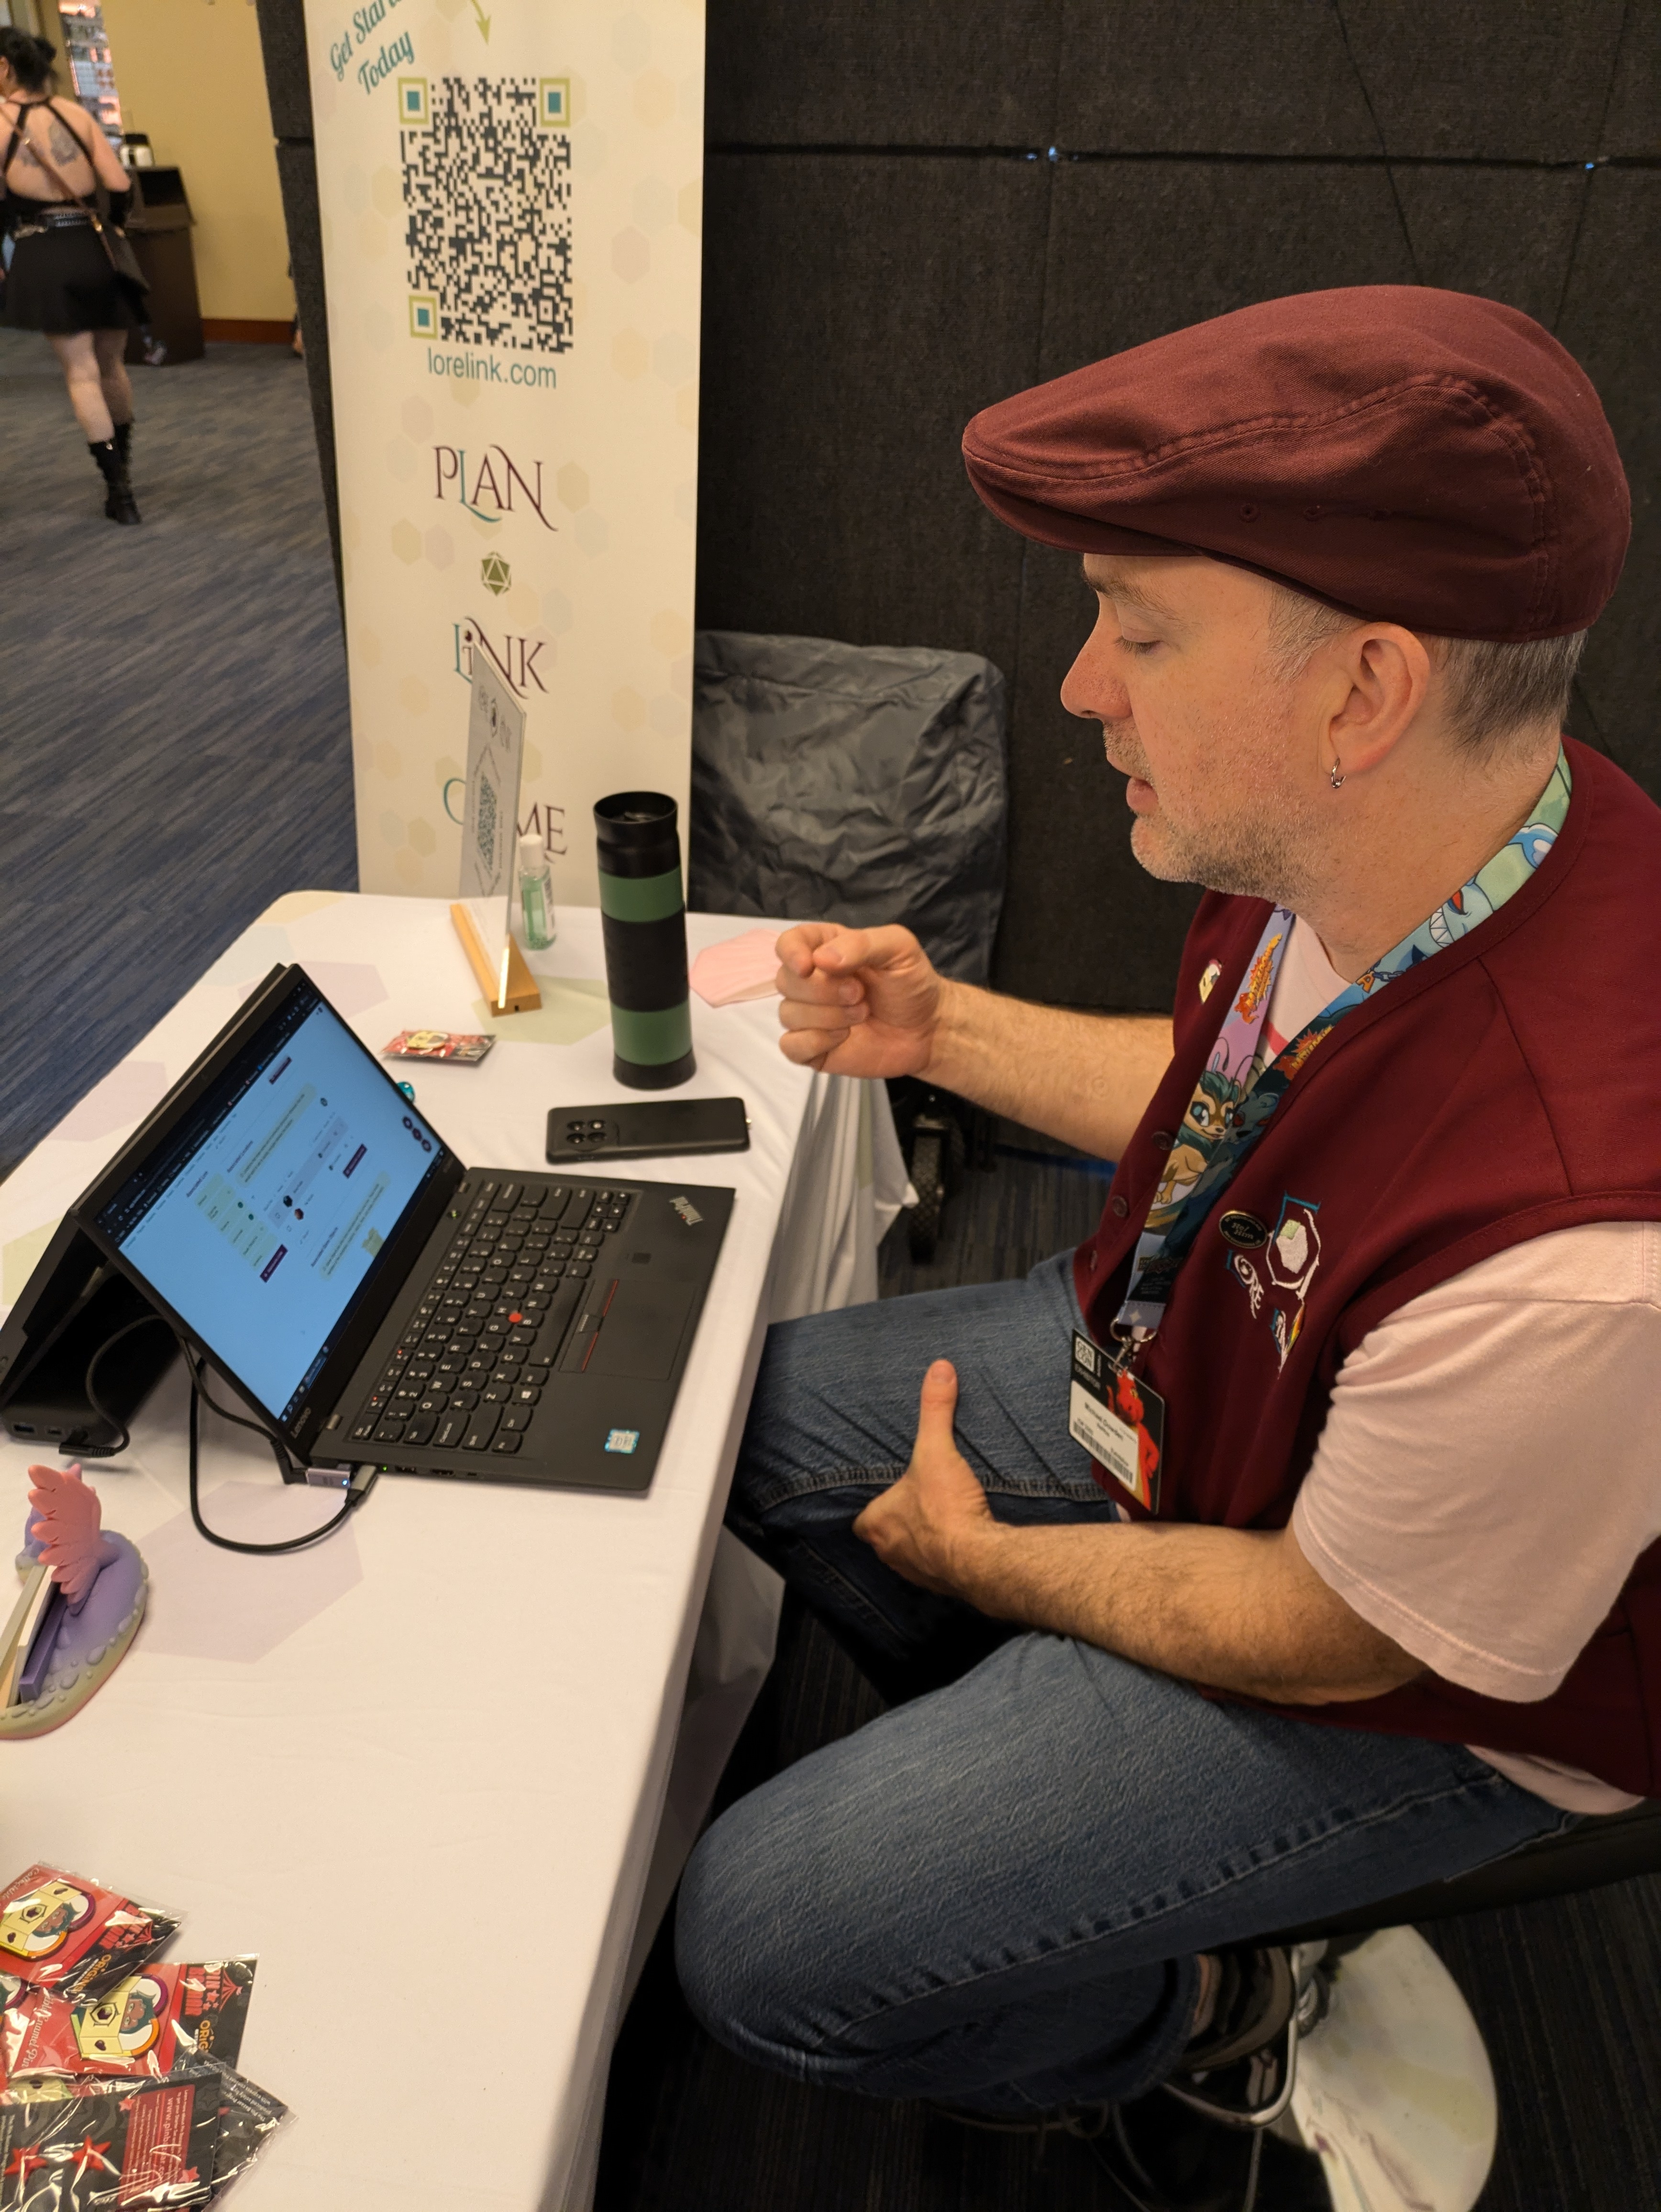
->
[124, 166, 203, 366]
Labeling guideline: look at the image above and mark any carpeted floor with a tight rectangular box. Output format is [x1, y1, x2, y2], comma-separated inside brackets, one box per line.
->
[597, 1143, 1661, 2212]
[0, 331, 355, 1178]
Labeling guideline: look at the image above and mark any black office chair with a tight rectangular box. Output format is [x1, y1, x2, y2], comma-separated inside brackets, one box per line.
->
[1269, 1795, 1661, 1945]
[1236, 1801, 1661, 2209]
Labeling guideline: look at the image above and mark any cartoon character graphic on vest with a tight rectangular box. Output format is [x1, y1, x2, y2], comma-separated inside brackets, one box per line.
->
[1150, 1064, 1285, 1240]
[1150, 1068, 1240, 1228]
[0, 1879, 93, 1961]
[1230, 1196, 1323, 1369]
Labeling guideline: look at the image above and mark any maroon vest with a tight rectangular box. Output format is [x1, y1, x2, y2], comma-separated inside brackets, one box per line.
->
[1075, 739, 1661, 1796]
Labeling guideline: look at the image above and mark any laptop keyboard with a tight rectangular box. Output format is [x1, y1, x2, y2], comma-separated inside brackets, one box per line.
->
[347, 1179, 633, 1460]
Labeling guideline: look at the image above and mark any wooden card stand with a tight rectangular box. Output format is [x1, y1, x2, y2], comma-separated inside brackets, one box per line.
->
[450, 902, 543, 1015]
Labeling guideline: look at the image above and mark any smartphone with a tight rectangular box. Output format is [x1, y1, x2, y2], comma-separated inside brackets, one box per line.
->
[545, 1096, 751, 1164]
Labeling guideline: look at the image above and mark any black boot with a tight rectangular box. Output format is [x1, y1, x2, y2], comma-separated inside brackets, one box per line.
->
[89, 437, 142, 525]
[112, 418, 133, 470]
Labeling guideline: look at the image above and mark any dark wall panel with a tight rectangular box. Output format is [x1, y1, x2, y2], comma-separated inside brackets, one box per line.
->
[1602, 11, 1661, 158]
[1391, 166, 1585, 324]
[1056, 0, 1374, 155]
[696, 155, 1050, 677]
[254, 0, 338, 597]
[252, 0, 311, 140]
[1342, 0, 1628, 161]
[1555, 171, 1661, 789]
[1037, 158, 1415, 378]
[997, 545, 1206, 1011]
[705, 0, 1060, 145]
[273, 141, 339, 583]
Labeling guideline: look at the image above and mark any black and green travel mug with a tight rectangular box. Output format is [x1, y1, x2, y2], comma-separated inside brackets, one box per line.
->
[595, 791, 696, 1089]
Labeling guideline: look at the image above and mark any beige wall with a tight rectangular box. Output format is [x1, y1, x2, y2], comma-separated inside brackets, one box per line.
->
[100, 0, 293, 322]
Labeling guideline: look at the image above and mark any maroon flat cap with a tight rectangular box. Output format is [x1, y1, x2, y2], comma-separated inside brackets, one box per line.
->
[962, 287, 1628, 640]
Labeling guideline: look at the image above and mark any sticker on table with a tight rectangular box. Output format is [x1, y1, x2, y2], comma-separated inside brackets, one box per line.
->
[605, 1429, 640, 1455]
[383, 1030, 496, 1063]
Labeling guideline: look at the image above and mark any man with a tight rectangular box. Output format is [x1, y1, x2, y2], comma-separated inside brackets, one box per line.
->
[674, 289, 1661, 2192]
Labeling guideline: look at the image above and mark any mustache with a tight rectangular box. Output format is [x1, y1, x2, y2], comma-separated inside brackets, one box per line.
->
[1099, 721, 1152, 782]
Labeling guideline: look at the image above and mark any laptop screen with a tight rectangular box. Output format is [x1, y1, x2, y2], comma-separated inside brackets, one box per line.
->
[96, 978, 449, 1426]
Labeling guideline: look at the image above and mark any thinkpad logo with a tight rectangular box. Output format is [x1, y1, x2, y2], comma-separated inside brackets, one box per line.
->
[671, 1196, 702, 1226]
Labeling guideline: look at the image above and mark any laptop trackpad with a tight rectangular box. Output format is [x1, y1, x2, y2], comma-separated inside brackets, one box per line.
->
[588, 1280, 694, 1379]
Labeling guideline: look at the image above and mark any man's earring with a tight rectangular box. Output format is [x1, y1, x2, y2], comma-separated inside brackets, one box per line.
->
[1329, 760, 1345, 790]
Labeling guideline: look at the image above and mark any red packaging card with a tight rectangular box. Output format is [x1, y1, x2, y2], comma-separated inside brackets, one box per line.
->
[4, 1960, 255, 2081]
[0, 1869, 178, 2002]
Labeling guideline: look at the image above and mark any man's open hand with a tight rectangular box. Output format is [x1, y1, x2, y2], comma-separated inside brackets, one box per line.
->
[849, 1360, 1425, 1708]
[853, 1360, 998, 1595]
[775, 922, 946, 1079]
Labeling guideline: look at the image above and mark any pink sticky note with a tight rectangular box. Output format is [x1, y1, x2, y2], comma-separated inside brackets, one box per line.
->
[690, 927, 783, 1006]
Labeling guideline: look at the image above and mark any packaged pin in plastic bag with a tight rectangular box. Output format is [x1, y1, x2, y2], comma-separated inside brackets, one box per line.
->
[201, 2059, 289, 2198]
[5, 1958, 256, 2080]
[0, 1866, 180, 2002]
[0, 2060, 288, 2201]
[0, 2065, 221, 2207]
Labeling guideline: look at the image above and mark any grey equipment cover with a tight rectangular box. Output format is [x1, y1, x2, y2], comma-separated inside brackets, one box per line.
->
[689, 631, 1008, 985]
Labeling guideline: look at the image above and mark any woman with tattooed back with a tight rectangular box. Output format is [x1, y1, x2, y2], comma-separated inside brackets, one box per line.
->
[0, 28, 143, 523]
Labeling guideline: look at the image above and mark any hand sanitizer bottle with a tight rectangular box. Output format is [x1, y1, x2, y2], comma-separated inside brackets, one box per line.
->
[518, 832, 556, 950]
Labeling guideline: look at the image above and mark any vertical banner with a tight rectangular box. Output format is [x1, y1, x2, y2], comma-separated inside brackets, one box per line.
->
[303, 0, 704, 904]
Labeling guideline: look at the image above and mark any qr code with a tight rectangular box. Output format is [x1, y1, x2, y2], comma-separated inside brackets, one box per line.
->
[403, 77, 573, 354]
[476, 768, 498, 876]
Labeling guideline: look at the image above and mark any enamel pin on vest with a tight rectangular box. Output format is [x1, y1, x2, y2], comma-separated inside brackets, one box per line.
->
[1218, 1211, 1269, 1250]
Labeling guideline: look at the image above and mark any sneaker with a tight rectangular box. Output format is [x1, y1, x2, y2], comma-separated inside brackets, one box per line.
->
[1164, 1944, 1330, 2131]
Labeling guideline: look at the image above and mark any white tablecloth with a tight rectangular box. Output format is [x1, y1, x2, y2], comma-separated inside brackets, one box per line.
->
[0, 893, 907, 2209]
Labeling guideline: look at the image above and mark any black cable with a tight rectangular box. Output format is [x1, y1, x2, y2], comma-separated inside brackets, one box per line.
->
[64, 1312, 177, 1457]
[182, 1343, 376, 1557]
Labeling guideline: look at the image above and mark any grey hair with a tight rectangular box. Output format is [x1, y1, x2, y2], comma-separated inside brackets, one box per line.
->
[1264, 584, 1586, 759]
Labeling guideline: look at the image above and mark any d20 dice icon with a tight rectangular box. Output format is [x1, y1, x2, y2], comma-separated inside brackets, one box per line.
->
[481, 554, 511, 596]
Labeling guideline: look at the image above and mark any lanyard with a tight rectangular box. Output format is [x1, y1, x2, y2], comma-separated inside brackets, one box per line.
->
[1110, 747, 1573, 1350]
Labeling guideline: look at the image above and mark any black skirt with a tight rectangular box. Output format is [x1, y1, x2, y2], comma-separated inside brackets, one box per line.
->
[1, 218, 142, 333]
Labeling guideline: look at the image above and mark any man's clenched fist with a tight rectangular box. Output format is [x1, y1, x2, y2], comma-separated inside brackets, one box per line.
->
[775, 921, 948, 1079]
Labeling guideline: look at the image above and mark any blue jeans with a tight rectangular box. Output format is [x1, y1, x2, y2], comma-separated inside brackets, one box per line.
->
[675, 1253, 1573, 2115]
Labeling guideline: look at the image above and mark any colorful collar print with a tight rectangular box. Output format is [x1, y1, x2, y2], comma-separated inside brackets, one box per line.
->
[1112, 747, 1573, 1342]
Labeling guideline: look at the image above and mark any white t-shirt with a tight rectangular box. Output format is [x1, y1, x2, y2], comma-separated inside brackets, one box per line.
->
[1265, 920, 1661, 1814]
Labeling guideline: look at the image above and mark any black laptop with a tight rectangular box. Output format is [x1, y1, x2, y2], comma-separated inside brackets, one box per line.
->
[0, 966, 732, 1495]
